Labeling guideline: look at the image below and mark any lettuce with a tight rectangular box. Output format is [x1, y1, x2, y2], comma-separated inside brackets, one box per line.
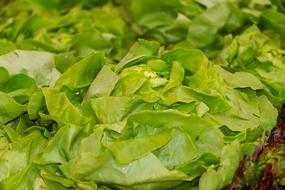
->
[0, 0, 285, 190]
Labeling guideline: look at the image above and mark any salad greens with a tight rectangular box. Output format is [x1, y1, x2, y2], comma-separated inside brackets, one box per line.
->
[0, 0, 285, 190]
[224, 104, 285, 190]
